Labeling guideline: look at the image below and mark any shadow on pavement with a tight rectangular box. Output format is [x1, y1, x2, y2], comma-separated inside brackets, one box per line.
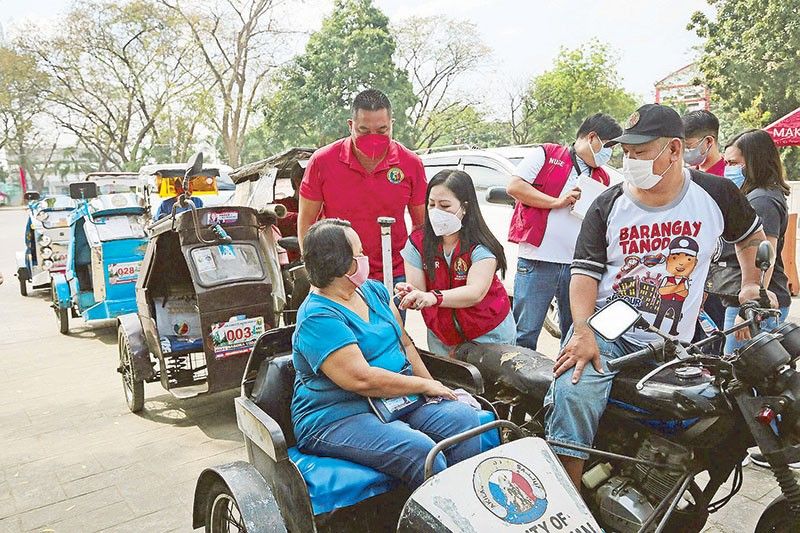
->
[136, 389, 241, 442]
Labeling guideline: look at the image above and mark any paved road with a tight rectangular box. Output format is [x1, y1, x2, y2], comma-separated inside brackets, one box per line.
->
[0, 207, 790, 532]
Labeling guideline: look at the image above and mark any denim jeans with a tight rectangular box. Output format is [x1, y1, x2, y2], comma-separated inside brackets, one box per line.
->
[544, 328, 642, 460]
[513, 258, 573, 350]
[723, 306, 790, 355]
[300, 399, 481, 489]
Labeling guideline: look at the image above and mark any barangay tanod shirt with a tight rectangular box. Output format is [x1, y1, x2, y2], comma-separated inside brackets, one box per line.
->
[571, 168, 761, 345]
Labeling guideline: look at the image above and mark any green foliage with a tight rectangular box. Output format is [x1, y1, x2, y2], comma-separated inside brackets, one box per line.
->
[514, 41, 639, 145]
[258, 0, 415, 153]
[690, 0, 800, 178]
[426, 105, 512, 148]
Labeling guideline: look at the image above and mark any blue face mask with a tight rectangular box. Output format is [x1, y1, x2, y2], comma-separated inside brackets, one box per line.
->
[724, 165, 746, 188]
[587, 136, 613, 168]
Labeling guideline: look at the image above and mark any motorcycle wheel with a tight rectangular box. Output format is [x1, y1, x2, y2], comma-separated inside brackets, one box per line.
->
[52, 283, 69, 334]
[755, 497, 798, 532]
[19, 276, 28, 296]
[119, 329, 144, 413]
[206, 481, 247, 533]
[543, 298, 561, 339]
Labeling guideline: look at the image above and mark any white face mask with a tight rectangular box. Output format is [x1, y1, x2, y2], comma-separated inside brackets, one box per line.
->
[588, 135, 613, 168]
[428, 206, 463, 237]
[622, 141, 674, 190]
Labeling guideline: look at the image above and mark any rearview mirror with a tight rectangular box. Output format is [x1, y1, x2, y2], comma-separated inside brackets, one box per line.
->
[69, 181, 98, 200]
[24, 191, 41, 202]
[588, 299, 642, 341]
[186, 152, 204, 178]
[486, 186, 516, 206]
[756, 241, 774, 273]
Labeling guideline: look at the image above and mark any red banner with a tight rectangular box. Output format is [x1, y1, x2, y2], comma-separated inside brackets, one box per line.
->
[764, 107, 800, 147]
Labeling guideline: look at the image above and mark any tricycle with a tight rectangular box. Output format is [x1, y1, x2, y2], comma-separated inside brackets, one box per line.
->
[16, 191, 76, 296]
[50, 181, 148, 334]
[191, 325, 603, 533]
[116, 153, 290, 412]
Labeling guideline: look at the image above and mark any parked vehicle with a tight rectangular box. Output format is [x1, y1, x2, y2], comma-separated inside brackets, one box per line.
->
[51, 182, 148, 334]
[137, 162, 236, 218]
[449, 242, 799, 532]
[16, 192, 76, 296]
[117, 153, 289, 413]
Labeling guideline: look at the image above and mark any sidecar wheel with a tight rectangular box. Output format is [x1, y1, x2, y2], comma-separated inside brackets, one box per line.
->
[756, 496, 798, 532]
[206, 481, 247, 533]
[119, 329, 144, 413]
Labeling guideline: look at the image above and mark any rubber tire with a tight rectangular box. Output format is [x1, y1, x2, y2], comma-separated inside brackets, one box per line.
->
[205, 480, 247, 533]
[119, 329, 144, 413]
[543, 298, 561, 339]
[58, 307, 69, 335]
[755, 497, 798, 533]
[19, 276, 28, 297]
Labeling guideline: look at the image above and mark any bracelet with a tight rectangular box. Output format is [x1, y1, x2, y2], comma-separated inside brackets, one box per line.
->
[431, 290, 444, 307]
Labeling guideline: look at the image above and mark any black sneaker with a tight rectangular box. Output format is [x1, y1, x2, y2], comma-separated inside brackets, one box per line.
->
[749, 450, 800, 469]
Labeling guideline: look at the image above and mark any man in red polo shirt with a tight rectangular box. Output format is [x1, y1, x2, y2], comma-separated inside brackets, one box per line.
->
[297, 89, 426, 284]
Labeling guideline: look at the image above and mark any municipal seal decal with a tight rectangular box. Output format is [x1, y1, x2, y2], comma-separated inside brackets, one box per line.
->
[626, 111, 640, 129]
[387, 167, 405, 184]
[473, 457, 548, 524]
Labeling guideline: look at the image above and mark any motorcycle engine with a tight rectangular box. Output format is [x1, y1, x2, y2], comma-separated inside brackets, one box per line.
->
[593, 435, 691, 532]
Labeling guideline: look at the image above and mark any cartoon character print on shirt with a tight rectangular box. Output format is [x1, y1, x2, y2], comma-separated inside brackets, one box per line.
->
[607, 220, 703, 336]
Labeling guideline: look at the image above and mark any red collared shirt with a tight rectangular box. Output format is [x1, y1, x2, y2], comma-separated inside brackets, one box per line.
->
[698, 157, 726, 177]
[300, 137, 427, 279]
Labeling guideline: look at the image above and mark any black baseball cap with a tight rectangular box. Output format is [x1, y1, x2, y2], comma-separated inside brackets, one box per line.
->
[612, 104, 685, 145]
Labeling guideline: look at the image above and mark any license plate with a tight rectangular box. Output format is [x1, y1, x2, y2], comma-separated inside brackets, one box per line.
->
[108, 261, 141, 284]
[210, 316, 265, 359]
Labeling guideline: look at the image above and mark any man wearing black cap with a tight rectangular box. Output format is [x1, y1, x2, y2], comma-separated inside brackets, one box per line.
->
[545, 103, 776, 488]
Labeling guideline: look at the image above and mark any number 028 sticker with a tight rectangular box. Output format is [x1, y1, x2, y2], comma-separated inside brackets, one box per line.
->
[209, 315, 265, 359]
[108, 261, 141, 284]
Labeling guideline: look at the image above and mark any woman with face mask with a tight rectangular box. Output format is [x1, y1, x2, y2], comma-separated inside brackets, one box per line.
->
[397, 170, 515, 355]
[290, 218, 484, 489]
[709, 130, 791, 355]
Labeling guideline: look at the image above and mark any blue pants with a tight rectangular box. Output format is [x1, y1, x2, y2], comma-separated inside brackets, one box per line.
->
[301, 400, 481, 489]
[544, 328, 641, 460]
[513, 258, 573, 350]
[723, 306, 789, 355]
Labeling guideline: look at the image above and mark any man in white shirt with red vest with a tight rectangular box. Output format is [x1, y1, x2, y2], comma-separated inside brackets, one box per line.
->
[506, 114, 623, 350]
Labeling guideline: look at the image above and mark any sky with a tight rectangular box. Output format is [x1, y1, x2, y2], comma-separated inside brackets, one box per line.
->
[1, 0, 714, 114]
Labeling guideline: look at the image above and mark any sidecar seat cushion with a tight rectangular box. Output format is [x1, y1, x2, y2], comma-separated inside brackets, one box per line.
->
[288, 408, 499, 516]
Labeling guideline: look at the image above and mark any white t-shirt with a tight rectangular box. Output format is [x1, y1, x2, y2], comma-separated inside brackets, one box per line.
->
[572, 168, 761, 345]
[514, 146, 590, 264]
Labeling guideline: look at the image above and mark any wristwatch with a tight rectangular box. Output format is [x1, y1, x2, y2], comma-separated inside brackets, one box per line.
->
[431, 290, 444, 307]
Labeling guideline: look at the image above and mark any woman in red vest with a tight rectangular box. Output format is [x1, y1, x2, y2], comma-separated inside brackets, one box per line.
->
[396, 169, 515, 355]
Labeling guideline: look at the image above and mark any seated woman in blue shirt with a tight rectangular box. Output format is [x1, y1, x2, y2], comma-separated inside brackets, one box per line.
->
[291, 219, 482, 489]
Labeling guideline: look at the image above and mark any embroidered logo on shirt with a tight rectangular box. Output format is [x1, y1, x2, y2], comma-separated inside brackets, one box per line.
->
[454, 257, 469, 279]
[387, 167, 405, 184]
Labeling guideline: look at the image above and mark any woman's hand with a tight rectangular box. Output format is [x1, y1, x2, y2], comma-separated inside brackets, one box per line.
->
[420, 379, 457, 400]
[399, 289, 437, 310]
[394, 282, 416, 299]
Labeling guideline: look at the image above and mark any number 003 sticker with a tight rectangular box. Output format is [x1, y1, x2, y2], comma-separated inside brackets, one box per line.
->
[108, 261, 141, 284]
[209, 315, 265, 359]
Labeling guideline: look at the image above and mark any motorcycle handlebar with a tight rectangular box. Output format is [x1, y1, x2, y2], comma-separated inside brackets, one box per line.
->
[607, 341, 664, 372]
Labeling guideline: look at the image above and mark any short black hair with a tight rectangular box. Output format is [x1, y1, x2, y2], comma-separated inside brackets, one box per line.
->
[352, 89, 392, 117]
[576, 113, 623, 142]
[302, 219, 354, 288]
[682, 110, 719, 140]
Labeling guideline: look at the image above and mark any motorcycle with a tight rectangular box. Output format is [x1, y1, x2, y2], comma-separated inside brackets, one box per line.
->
[453, 241, 800, 532]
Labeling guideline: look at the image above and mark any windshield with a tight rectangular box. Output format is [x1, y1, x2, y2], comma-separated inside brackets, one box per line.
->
[96, 183, 138, 195]
[190, 244, 264, 287]
[90, 214, 146, 241]
[38, 196, 76, 210]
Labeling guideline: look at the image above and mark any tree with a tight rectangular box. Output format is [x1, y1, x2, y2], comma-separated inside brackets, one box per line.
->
[261, 0, 415, 150]
[393, 16, 491, 149]
[511, 42, 639, 145]
[162, 0, 290, 166]
[0, 45, 55, 191]
[18, 0, 206, 170]
[689, 0, 800, 177]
